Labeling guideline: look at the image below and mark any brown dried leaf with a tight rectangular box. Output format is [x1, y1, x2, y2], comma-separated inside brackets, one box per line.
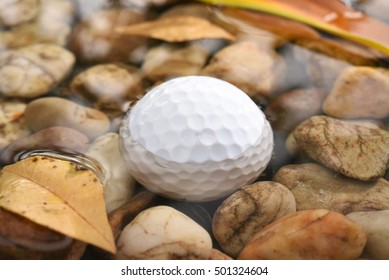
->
[0, 156, 116, 254]
[115, 15, 235, 42]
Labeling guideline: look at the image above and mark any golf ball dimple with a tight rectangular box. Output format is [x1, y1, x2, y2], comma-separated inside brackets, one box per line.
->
[119, 76, 274, 201]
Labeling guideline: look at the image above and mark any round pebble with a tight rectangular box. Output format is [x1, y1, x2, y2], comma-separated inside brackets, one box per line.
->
[212, 181, 296, 257]
[116, 205, 213, 260]
[24, 97, 110, 140]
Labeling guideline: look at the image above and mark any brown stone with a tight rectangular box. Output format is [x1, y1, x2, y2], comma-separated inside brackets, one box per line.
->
[293, 115, 389, 181]
[24, 97, 110, 140]
[1, 126, 89, 164]
[238, 209, 367, 260]
[273, 163, 389, 214]
[212, 181, 296, 258]
[202, 41, 285, 100]
[0, 208, 86, 260]
[323, 67, 389, 119]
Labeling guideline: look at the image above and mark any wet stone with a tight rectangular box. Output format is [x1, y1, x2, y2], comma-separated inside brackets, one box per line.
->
[273, 163, 389, 214]
[24, 97, 110, 140]
[323, 67, 389, 119]
[347, 210, 389, 260]
[1, 126, 89, 164]
[86, 133, 135, 213]
[142, 44, 209, 82]
[265, 88, 327, 132]
[293, 115, 389, 181]
[201, 41, 285, 100]
[0, 0, 40, 27]
[238, 209, 367, 260]
[70, 63, 144, 116]
[116, 205, 213, 260]
[70, 9, 150, 65]
[0, 0, 75, 51]
[212, 181, 296, 258]
[0, 44, 75, 98]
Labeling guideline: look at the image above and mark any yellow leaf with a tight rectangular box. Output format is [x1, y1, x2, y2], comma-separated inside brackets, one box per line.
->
[115, 15, 235, 42]
[200, 0, 389, 56]
[0, 156, 116, 254]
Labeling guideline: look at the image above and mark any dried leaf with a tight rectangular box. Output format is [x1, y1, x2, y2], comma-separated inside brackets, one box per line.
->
[200, 0, 389, 56]
[0, 156, 116, 254]
[218, 8, 381, 65]
[115, 15, 235, 42]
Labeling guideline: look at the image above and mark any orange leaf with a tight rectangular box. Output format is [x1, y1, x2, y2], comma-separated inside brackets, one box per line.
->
[0, 155, 116, 254]
[200, 0, 389, 56]
[115, 15, 235, 42]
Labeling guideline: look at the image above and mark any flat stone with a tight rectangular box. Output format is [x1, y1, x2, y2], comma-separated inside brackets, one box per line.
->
[273, 163, 389, 214]
[293, 115, 389, 181]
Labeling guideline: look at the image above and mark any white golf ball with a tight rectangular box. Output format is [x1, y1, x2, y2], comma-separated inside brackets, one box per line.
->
[119, 76, 273, 201]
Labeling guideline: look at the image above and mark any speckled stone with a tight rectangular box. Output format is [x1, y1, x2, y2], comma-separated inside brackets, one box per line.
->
[293, 115, 389, 181]
[0, 44, 75, 98]
[212, 181, 296, 257]
[273, 163, 389, 214]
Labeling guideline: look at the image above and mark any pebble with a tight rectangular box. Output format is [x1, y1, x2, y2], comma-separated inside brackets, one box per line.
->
[0, 99, 30, 151]
[1, 126, 89, 164]
[0, 0, 75, 51]
[86, 133, 135, 213]
[116, 205, 213, 260]
[212, 181, 296, 258]
[238, 209, 367, 260]
[265, 88, 327, 132]
[201, 41, 285, 100]
[70, 63, 144, 107]
[273, 163, 389, 214]
[293, 115, 389, 181]
[323, 67, 389, 119]
[0, 0, 40, 27]
[0, 44, 75, 98]
[142, 44, 209, 82]
[24, 97, 110, 140]
[347, 210, 389, 260]
[292, 43, 351, 90]
[70, 9, 150, 64]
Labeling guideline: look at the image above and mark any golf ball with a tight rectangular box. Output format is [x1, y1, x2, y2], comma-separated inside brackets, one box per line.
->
[119, 76, 273, 201]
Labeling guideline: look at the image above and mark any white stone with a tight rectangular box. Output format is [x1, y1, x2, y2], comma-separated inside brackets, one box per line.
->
[116, 205, 213, 259]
